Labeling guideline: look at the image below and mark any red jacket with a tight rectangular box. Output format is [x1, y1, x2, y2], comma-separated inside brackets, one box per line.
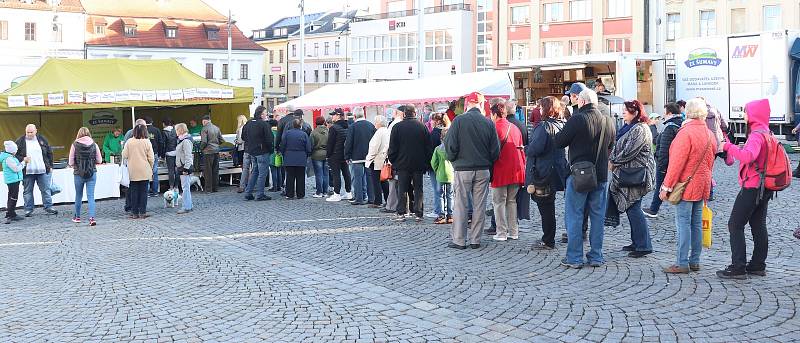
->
[491, 118, 526, 188]
[662, 119, 717, 201]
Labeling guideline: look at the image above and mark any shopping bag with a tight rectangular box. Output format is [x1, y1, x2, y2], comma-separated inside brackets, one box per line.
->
[119, 163, 130, 187]
[273, 153, 283, 167]
[49, 175, 62, 195]
[380, 163, 392, 182]
[702, 204, 713, 248]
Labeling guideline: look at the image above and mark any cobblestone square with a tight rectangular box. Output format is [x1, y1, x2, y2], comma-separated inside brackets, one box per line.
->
[1, 160, 799, 342]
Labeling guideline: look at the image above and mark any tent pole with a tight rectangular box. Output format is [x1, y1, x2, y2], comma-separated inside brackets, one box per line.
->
[131, 107, 135, 127]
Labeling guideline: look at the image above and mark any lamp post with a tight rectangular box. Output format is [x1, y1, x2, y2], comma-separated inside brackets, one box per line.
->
[299, 0, 305, 96]
[416, 0, 423, 79]
[227, 9, 234, 86]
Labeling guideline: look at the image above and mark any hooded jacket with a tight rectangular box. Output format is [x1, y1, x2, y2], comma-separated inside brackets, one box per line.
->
[655, 116, 683, 172]
[326, 119, 350, 162]
[723, 99, 771, 189]
[68, 136, 102, 170]
[310, 125, 329, 161]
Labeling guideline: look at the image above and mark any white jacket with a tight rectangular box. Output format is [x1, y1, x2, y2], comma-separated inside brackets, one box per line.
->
[365, 127, 390, 171]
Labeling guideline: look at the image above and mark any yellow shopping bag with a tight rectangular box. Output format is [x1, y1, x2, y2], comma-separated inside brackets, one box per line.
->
[702, 204, 713, 248]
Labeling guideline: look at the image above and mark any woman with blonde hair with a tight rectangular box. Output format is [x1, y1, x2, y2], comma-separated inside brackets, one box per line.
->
[660, 98, 716, 274]
[69, 127, 102, 226]
[234, 114, 248, 168]
[175, 123, 194, 214]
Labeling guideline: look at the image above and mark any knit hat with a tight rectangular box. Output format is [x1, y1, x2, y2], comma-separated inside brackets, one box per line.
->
[4, 141, 17, 154]
[464, 91, 485, 104]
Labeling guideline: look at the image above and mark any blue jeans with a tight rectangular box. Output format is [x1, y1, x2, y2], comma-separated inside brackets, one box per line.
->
[23, 173, 53, 212]
[270, 163, 283, 190]
[240, 152, 252, 189]
[365, 168, 374, 203]
[428, 170, 443, 215]
[440, 182, 453, 216]
[675, 200, 703, 267]
[352, 163, 368, 202]
[245, 154, 270, 197]
[312, 159, 329, 195]
[149, 155, 159, 195]
[73, 174, 96, 218]
[626, 199, 652, 252]
[648, 170, 666, 212]
[564, 177, 608, 265]
[180, 174, 193, 210]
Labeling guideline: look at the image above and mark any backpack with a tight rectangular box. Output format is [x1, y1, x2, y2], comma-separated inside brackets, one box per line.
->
[753, 131, 792, 192]
[74, 143, 97, 179]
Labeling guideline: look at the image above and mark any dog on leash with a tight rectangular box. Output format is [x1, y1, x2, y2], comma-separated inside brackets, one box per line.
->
[163, 188, 182, 208]
[187, 175, 203, 192]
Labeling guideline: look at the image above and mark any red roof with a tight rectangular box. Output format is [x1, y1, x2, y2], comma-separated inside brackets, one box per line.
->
[86, 17, 264, 51]
[0, 0, 83, 12]
[81, 0, 228, 22]
[121, 18, 137, 26]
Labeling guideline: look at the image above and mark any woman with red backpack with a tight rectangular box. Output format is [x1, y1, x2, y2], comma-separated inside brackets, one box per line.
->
[717, 98, 791, 279]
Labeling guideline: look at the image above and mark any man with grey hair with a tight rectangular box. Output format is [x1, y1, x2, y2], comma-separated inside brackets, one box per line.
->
[15, 124, 57, 217]
[345, 107, 377, 205]
[380, 105, 406, 213]
[555, 88, 616, 268]
[365, 115, 391, 207]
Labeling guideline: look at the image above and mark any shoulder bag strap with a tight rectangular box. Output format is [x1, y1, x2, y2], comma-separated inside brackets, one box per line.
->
[686, 131, 713, 182]
[499, 124, 512, 151]
[594, 116, 607, 164]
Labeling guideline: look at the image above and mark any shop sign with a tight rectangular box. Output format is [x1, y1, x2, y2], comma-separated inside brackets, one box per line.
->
[389, 20, 406, 31]
[271, 66, 282, 72]
[322, 63, 339, 69]
[83, 109, 123, 143]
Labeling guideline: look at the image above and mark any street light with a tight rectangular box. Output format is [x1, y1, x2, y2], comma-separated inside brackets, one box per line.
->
[299, 0, 305, 96]
[227, 9, 236, 86]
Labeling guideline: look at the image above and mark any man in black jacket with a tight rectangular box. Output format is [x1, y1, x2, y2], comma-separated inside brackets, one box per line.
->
[643, 103, 683, 218]
[554, 88, 616, 268]
[345, 108, 376, 205]
[242, 106, 274, 201]
[326, 110, 353, 202]
[162, 119, 179, 190]
[274, 108, 298, 192]
[445, 92, 500, 249]
[145, 117, 165, 197]
[15, 124, 57, 217]
[388, 104, 431, 221]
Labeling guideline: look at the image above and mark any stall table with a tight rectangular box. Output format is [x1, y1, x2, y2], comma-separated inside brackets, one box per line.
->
[0, 163, 121, 209]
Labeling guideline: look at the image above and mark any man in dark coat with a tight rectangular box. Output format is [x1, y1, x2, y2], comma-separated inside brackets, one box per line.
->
[344, 108, 377, 205]
[325, 109, 353, 201]
[145, 117, 165, 197]
[242, 106, 274, 201]
[643, 103, 683, 218]
[388, 104, 432, 221]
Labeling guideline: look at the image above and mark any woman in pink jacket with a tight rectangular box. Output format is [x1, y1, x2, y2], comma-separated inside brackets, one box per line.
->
[716, 98, 774, 279]
[69, 127, 103, 226]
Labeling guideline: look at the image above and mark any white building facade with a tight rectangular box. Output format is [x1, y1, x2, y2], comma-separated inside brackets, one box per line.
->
[0, 2, 85, 90]
[348, 7, 474, 81]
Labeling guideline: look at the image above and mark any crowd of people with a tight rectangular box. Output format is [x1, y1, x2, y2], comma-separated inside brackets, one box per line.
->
[2, 83, 798, 280]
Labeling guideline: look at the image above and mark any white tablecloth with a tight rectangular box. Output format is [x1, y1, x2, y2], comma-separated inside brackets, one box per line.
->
[0, 164, 121, 208]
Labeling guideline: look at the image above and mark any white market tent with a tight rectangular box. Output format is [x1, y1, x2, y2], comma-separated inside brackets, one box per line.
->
[276, 71, 514, 111]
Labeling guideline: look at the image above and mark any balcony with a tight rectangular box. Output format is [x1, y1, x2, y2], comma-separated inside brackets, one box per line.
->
[354, 4, 472, 22]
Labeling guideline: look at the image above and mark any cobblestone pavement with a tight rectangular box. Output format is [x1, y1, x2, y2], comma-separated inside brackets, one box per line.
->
[1, 158, 799, 343]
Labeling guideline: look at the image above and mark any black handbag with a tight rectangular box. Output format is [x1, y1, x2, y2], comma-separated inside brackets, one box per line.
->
[527, 167, 553, 199]
[570, 121, 606, 193]
[617, 166, 647, 187]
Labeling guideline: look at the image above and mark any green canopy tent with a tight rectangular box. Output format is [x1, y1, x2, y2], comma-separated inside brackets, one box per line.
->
[0, 58, 254, 158]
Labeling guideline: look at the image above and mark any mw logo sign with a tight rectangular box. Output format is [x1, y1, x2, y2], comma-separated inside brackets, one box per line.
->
[731, 45, 758, 58]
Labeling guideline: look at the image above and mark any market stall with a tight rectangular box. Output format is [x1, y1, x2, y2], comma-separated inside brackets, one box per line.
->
[0, 164, 120, 207]
[275, 71, 514, 122]
[0, 58, 255, 206]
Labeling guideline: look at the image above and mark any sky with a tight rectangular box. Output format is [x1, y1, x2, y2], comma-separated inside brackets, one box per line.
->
[204, 0, 376, 35]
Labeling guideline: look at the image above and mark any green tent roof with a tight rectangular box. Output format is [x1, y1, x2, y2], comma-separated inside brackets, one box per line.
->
[0, 58, 253, 112]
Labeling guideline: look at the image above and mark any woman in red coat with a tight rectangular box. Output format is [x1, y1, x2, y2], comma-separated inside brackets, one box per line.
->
[489, 98, 526, 241]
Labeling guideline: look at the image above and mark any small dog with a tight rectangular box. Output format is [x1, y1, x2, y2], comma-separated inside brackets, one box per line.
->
[187, 175, 203, 192]
[163, 188, 182, 208]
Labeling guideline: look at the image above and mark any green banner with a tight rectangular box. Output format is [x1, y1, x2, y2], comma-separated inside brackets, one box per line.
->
[82, 109, 123, 143]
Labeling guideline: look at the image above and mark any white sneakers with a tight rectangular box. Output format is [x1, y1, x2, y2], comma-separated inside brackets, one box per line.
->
[341, 192, 354, 200]
[492, 235, 507, 241]
[311, 194, 324, 198]
[326, 193, 342, 202]
[425, 212, 439, 218]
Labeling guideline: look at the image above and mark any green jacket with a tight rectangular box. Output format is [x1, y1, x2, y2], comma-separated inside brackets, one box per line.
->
[430, 145, 454, 183]
[310, 126, 328, 161]
[102, 132, 124, 163]
[189, 124, 203, 135]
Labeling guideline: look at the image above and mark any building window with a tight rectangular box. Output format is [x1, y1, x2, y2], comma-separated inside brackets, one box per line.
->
[314, 70, 319, 83]
[510, 6, 530, 25]
[605, 38, 630, 52]
[699, 10, 715, 37]
[543, 3, 564, 23]
[240, 64, 249, 79]
[425, 30, 452, 61]
[269, 75, 274, 88]
[24, 22, 36, 41]
[165, 27, 177, 38]
[273, 28, 281, 36]
[314, 43, 319, 57]
[511, 43, 528, 61]
[730, 9, 746, 34]
[292, 44, 296, 57]
[222, 64, 228, 80]
[0, 21, 7, 40]
[351, 33, 418, 64]
[666, 13, 680, 40]
[607, 0, 630, 18]
[205, 63, 214, 79]
[52, 23, 62, 42]
[94, 25, 105, 35]
[569, 40, 591, 55]
[279, 49, 284, 63]
[269, 50, 274, 64]
[570, 0, 591, 21]
[335, 69, 340, 82]
[324, 70, 329, 83]
[335, 41, 340, 55]
[763, 5, 781, 31]
[324, 42, 330, 55]
[207, 29, 219, 40]
[279, 75, 286, 87]
[543, 41, 563, 58]
[292, 70, 297, 83]
[124, 25, 137, 37]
